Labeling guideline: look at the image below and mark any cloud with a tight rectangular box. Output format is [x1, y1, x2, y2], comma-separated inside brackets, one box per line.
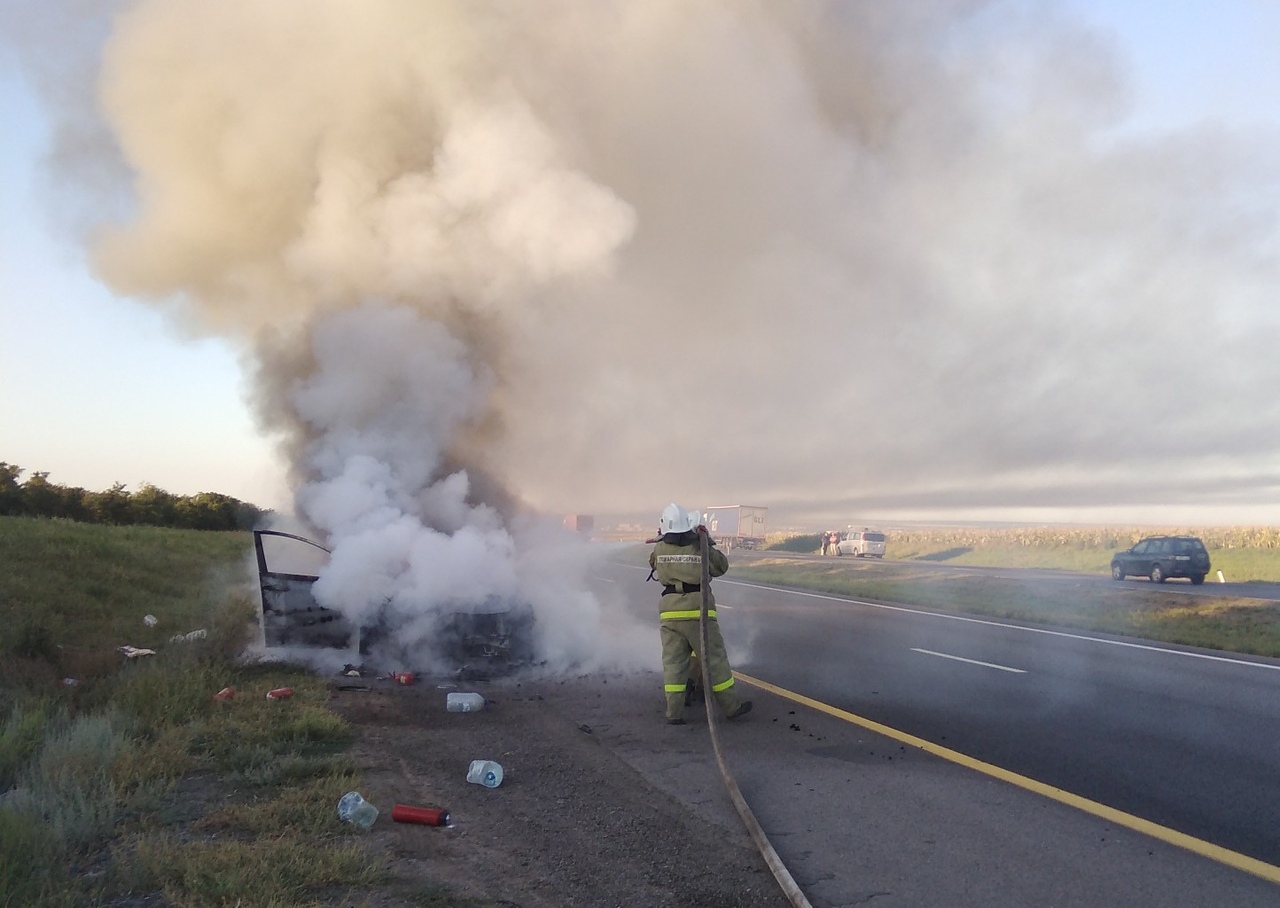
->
[8, 1, 1280, 535]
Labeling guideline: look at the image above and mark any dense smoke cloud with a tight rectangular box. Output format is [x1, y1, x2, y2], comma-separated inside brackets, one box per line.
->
[8, 1, 1280, 535]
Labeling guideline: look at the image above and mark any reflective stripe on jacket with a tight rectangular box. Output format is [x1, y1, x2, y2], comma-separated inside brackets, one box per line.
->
[650, 536, 728, 620]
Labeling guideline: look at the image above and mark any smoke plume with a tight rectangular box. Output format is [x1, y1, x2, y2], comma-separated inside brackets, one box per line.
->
[6, 1, 1280, 664]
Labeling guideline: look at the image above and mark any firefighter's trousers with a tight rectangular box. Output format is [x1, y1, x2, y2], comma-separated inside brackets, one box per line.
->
[660, 618, 741, 722]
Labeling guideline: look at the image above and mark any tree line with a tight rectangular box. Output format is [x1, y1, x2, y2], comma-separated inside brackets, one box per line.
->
[0, 462, 269, 531]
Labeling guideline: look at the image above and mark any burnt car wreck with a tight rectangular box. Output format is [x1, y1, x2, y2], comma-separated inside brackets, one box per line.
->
[253, 529, 536, 675]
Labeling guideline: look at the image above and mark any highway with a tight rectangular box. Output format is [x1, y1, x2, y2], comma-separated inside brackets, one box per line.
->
[717, 574, 1280, 865]
[585, 552, 1280, 904]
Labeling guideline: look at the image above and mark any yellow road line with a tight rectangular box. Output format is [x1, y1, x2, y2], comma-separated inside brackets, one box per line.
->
[735, 671, 1280, 886]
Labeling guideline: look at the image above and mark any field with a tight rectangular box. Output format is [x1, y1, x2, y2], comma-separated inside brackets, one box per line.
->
[742, 526, 1280, 658]
[0, 516, 386, 908]
[766, 525, 1280, 581]
[5, 516, 1280, 905]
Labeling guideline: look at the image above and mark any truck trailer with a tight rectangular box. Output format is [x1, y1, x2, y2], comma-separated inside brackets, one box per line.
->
[701, 505, 768, 550]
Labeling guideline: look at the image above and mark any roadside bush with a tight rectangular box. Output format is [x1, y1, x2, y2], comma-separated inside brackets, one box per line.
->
[766, 533, 823, 553]
[14, 708, 134, 849]
[9, 610, 60, 662]
[0, 805, 62, 908]
[0, 701, 55, 791]
[109, 658, 234, 734]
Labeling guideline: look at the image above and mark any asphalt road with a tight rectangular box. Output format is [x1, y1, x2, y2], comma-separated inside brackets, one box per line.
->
[577, 553, 1280, 906]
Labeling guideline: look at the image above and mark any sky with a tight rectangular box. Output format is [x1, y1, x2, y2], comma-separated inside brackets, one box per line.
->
[3, 0, 1280, 532]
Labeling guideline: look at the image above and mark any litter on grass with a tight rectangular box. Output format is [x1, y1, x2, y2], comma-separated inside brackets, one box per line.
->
[117, 645, 156, 658]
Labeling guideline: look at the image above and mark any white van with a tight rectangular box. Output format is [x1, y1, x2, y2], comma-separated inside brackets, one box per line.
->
[836, 529, 886, 558]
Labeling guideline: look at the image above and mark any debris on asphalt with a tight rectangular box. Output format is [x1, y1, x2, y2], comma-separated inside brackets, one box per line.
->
[447, 692, 486, 712]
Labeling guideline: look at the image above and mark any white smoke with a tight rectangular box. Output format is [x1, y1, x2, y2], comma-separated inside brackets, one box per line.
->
[5, 1, 1280, 662]
[271, 303, 654, 672]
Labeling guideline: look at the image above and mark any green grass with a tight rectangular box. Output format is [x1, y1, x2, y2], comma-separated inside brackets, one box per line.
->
[0, 516, 250, 704]
[0, 516, 476, 908]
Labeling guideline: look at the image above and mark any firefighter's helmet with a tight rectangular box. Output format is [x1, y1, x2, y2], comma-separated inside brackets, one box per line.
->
[660, 503, 699, 534]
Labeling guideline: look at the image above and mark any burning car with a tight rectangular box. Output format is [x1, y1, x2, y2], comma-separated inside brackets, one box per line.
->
[253, 529, 536, 674]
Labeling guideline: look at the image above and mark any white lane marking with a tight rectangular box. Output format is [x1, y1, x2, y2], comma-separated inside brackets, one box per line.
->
[699, 576, 1280, 673]
[592, 577, 617, 583]
[911, 648, 1026, 673]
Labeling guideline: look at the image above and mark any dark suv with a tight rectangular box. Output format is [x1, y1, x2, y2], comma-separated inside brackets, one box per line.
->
[1110, 535, 1210, 585]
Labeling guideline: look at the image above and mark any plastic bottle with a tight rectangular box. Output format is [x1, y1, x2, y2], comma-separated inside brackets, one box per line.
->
[337, 791, 379, 828]
[466, 759, 504, 788]
[446, 692, 486, 712]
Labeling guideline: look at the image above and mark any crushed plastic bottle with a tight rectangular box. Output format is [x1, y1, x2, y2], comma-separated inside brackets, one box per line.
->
[466, 760, 504, 788]
[337, 791, 379, 829]
[446, 692, 486, 712]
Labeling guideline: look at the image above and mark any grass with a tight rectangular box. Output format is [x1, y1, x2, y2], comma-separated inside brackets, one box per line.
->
[0, 515, 466, 908]
[7, 516, 1280, 904]
[0, 517, 250, 705]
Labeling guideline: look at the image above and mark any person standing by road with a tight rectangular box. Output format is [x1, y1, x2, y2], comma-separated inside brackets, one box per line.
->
[649, 503, 752, 726]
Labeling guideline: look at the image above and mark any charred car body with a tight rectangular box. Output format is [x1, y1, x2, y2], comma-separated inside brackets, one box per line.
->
[254, 529, 536, 674]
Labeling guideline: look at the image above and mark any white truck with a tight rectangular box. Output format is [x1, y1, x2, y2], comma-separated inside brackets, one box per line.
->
[701, 505, 768, 550]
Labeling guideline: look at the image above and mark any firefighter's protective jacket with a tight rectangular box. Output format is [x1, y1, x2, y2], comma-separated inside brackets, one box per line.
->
[649, 533, 729, 621]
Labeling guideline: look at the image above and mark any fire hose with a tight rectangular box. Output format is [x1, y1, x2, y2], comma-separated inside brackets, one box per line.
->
[697, 527, 813, 908]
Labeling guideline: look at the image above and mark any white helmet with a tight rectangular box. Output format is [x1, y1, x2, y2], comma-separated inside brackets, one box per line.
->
[660, 502, 699, 534]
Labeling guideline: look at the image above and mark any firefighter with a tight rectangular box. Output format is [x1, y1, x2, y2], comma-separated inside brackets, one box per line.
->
[649, 503, 752, 726]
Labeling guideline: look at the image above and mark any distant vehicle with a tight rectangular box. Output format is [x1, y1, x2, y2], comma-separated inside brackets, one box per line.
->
[702, 505, 768, 550]
[836, 529, 886, 558]
[1110, 535, 1210, 585]
[563, 514, 594, 534]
